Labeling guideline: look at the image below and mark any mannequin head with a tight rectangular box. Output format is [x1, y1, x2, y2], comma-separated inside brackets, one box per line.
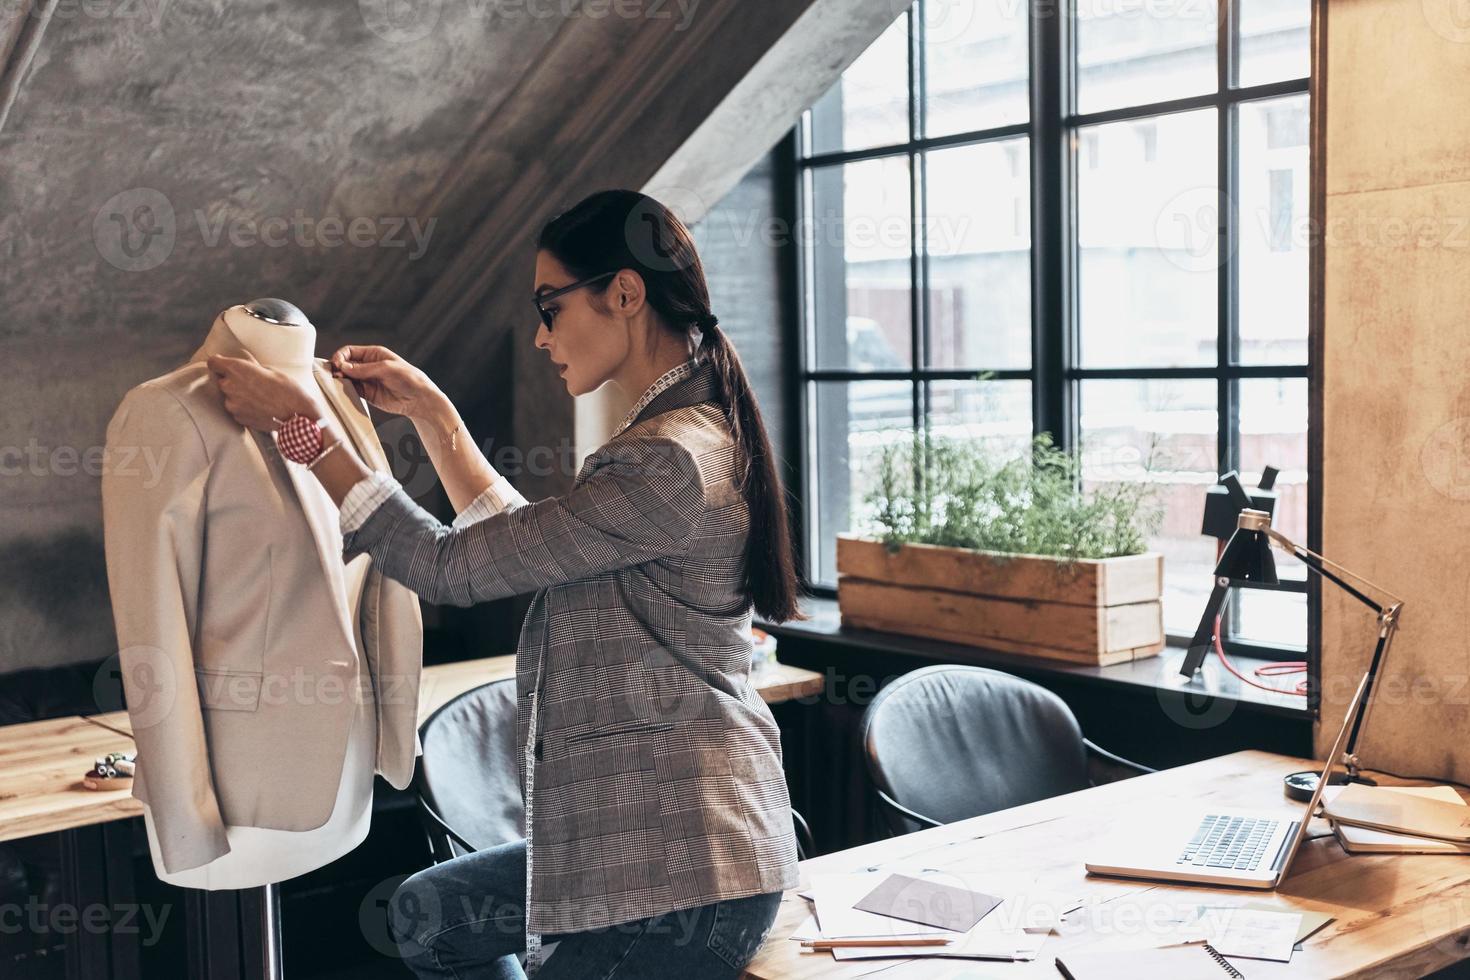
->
[220, 298, 316, 375]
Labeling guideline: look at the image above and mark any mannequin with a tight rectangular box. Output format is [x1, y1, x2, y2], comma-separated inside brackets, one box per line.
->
[136, 300, 379, 889]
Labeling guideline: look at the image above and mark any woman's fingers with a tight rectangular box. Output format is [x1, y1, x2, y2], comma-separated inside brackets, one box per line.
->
[204, 353, 316, 431]
[332, 344, 397, 369]
[337, 358, 393, 379]
[206, 353, 249, 382]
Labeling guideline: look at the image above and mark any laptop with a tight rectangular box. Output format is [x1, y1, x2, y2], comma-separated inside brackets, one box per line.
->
[1085, 673, 1369, 889]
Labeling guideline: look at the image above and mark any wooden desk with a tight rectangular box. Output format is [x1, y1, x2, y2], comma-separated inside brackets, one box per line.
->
[8, 655, 824, 837]
[0, 714, 141, 843]
[743, 751, 1470, 980]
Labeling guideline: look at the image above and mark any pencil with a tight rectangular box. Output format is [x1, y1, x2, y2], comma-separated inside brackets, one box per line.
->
[801, 937, 954, 949]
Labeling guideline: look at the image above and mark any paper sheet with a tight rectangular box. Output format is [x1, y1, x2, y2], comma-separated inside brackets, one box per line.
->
[798, 871, 1078, 962]
[808, 873, 953, 939]
[809, 871, 1078, 939]
[1187, 910, 1305, 963]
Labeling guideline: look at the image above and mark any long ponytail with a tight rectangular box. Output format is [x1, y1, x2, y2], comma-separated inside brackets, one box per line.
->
[697, 316, 805, 622]
[538, 190, 806, 622]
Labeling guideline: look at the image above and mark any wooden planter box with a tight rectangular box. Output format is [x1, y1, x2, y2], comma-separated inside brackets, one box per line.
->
[836, 535, 1165, 666]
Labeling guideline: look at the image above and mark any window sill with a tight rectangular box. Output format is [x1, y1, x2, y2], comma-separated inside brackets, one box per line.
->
[757, 596, 1313, 721]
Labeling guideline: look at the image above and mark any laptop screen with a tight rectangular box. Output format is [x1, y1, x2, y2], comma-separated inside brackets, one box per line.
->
[1273, 672, 1370, 878]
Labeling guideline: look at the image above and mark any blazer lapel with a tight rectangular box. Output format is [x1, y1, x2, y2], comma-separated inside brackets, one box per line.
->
[311, 360, 389, 473]
[188, 319, 356, 647]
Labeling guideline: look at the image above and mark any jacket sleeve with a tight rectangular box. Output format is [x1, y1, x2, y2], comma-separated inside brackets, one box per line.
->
[341, 436, 705, 607]
[101, 384, 231, 874]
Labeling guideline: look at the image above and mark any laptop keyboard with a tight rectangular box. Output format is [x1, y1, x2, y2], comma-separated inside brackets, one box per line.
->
[1177, 814, 1280, 871]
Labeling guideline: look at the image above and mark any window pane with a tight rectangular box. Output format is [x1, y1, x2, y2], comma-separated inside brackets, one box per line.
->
[1230, 377, 1307, 647]
[1077, 109, 1218, 368]
[809, 157, 914, 370]
[808, 12, 910, 156]
[924, 0, 1028, 137]
[1237, 95, 1309, 365]
[924, 139, 1031, 369]
[1079, 379, 1218, 635]
[1075, 0, 1219, 115]
[1238, 0, 1311, 87]
[811, 380, 916, 586]
[925, 379, 1033, 459]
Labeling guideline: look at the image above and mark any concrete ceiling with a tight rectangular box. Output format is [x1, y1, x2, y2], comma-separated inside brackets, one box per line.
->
[0, 0, 906, 672]
[1, 0, 900, 487]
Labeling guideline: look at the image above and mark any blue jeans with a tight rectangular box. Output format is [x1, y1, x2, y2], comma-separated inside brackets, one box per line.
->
[386, 838, 783, 979]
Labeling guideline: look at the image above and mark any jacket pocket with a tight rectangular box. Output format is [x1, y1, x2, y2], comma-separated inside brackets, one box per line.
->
[563, 719, 675, 744]
[195, 666, 263, 712]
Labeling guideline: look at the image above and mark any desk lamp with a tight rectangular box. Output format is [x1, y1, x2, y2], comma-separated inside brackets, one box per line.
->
[1180, 472, 1404, 798]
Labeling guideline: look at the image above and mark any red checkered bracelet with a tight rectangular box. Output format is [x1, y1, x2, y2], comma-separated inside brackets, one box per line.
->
[273, 413, 330, 465]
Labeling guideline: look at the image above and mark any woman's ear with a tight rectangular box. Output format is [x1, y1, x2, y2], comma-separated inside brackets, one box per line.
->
[612, 269, 646, 318]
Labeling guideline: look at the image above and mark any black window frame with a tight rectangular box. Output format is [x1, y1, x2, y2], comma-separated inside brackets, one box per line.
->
[784, 0, 1314, 662]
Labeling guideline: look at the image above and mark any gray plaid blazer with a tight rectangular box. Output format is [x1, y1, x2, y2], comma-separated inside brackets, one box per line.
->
[342, 359, 799, 934]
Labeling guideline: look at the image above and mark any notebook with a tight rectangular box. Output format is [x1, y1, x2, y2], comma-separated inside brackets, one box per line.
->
[1327, 785, 1470, 854]
[1056, 942, 1245, 979]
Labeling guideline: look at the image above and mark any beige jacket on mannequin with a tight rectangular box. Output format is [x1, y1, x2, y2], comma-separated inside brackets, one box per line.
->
[101, 330, 423, 876]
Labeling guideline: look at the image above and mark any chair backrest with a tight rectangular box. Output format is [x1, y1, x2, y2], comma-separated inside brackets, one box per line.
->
[417, 678, 524, 858]
[860, 665, 1090, 835]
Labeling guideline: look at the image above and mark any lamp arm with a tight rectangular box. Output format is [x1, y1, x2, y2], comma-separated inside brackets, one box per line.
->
[1263, 527, 1405, 615]
[1261, 526, 1403, 779]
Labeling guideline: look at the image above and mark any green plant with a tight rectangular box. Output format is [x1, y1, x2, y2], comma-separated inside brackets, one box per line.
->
[863, 432, 1164, 561]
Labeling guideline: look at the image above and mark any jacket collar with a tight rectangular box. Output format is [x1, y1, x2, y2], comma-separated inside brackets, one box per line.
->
[189, 312, 250, 362]
[622, 355, 721, 435]
[188, 313, 385, 470]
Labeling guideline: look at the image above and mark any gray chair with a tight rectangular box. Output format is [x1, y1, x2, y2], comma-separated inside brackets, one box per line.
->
[413, 678, 815, 864]
[860, 665, 1154, 837]
[413, 678, 524, 862]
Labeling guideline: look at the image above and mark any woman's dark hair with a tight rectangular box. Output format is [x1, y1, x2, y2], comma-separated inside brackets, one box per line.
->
[538, 189, 806, 623]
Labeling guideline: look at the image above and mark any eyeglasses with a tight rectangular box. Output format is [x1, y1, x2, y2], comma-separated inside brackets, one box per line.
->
[533, 271, 617, 331]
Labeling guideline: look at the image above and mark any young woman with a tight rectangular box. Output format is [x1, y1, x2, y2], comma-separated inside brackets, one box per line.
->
[207, 189, 805, 978]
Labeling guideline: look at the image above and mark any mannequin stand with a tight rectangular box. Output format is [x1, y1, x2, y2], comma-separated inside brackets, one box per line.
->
[261, 883, 283, 980]
[185, 882, 284, 979]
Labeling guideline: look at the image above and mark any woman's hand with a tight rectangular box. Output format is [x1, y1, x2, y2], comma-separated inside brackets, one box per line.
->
[328, 345, 446, 422]
[206, 351, 324, 431]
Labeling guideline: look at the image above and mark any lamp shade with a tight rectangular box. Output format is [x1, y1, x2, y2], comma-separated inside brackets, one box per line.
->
[1179, 508, 1280, 677]
[1213, 512, 1279, 586]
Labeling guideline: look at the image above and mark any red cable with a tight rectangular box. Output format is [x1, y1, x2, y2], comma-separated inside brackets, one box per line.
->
[1208, 538, 1308, 696]
[1212, 610, 1308, 696]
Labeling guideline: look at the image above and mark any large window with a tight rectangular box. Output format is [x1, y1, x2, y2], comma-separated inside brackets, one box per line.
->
[794, 0, 1311, 655]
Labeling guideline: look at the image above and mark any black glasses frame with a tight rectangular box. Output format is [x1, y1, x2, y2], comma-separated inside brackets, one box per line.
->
[533, 271, 617, 330]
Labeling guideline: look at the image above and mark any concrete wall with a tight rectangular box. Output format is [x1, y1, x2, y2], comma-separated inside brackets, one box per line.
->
[0, 1, 896, 677]
[1318, 0, 1470, 780]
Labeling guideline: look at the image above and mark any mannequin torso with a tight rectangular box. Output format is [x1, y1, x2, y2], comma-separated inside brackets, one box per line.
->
[139, 308, 379, 890]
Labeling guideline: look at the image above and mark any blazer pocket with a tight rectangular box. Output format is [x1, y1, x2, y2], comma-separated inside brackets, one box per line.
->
[195, 666, 263, 712]
[564, 719, 675, 744]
